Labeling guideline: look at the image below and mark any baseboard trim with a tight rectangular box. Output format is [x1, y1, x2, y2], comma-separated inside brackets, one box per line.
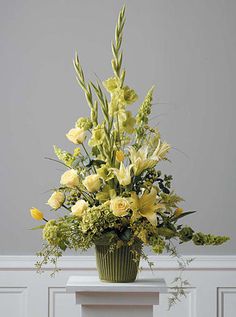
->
[0, 255, 236, 270]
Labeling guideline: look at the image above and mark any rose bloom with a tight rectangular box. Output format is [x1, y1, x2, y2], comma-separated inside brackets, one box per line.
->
[60, 169, 79, 188]
[66, 127, 86, 144]
[82, 174, 101, 192]
[47, 191, 65, 210]
[110, 196, 130, 217]
[71, 200, 89, 217]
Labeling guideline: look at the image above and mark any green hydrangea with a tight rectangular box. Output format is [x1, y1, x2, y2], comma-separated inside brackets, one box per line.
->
[81, 203, 117, 234]
[179, 227, 194, 242]
[43, 220, 59, 246]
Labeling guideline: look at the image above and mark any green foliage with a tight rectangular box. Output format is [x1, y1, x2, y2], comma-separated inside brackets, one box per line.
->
[193, 232, 230, 246]
[111, 5, 126, 78]
[53, 145, 75, 167]
[32, 6, 230, 307]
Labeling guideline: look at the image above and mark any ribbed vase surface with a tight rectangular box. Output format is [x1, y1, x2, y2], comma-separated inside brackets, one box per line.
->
[95, 244, 141, 283]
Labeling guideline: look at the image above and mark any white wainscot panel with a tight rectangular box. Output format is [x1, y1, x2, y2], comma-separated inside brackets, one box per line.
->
[0, 287, 27, 317]
[49, 287, 80, 317]
[154, 288, 196, 317]
[218, 287, 236, 317]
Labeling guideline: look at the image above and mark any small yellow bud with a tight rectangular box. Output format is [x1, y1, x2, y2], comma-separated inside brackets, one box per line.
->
[30, 208, 44, 221]
[174, 208, 183, 217]
[116, 150, 125, 162]
[73, 148, 81, 157]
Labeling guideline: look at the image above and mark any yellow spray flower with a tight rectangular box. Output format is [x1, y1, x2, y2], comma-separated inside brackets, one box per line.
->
[116, 150, 125, 162]
[73, 148, 81, 157]
[130, 188, 165, 226]
[111, 163, 133, 186]
[129, 146, 156, 176]
[30, 208, 44, 221]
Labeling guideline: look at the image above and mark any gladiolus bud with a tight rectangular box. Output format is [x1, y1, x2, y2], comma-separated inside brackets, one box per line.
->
[116, 150, 125, 162]
[174, 208, 183, 217]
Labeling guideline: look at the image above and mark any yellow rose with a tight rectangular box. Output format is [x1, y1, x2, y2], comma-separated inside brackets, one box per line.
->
[83, 174, 101, 192]
[71, 200, 89, 217]
[116, 150, 125, 162]
[47, 191, 65, 210]
[30, 207, 44, 221]
[60, 169, 79, 188]
[110, 197, 130, 217]
[66, 127, 86, 144]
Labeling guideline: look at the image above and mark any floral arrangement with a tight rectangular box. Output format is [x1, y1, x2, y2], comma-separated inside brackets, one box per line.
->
[30, 5, 229, 305]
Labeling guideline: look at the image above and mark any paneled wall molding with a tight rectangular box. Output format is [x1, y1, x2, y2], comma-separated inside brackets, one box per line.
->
[0, 255, 236, 316]
[0, 255, 236, 270]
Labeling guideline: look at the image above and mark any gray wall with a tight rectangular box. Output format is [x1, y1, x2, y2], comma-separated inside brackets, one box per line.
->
[0, 0, 235, 255]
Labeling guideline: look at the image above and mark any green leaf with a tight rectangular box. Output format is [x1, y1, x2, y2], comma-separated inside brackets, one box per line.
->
[158, 227, 176, 239]
[29, 225, 45, 230]
[119, 228, 131, 241]
[171, 211, 197, 221]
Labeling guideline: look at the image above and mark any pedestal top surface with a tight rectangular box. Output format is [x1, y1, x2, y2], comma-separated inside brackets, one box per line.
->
[66, 276, 167, 293]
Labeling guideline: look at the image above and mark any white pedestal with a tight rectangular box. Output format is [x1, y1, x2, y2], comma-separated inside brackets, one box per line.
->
[66, 276, 167, 317]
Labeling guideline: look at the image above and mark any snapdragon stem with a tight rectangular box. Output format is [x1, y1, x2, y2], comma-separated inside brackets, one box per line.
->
[81, 143, 97, 173]
[62, 204, 71, 212]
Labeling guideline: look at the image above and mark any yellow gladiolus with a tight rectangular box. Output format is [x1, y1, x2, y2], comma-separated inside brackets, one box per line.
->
[130, 188, 165, 226]
[103, 77, 121, 93]
[30, 208, 44, 221]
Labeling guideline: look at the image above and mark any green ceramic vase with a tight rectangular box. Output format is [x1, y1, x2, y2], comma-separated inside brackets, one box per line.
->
[95, 243, 142, 283]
